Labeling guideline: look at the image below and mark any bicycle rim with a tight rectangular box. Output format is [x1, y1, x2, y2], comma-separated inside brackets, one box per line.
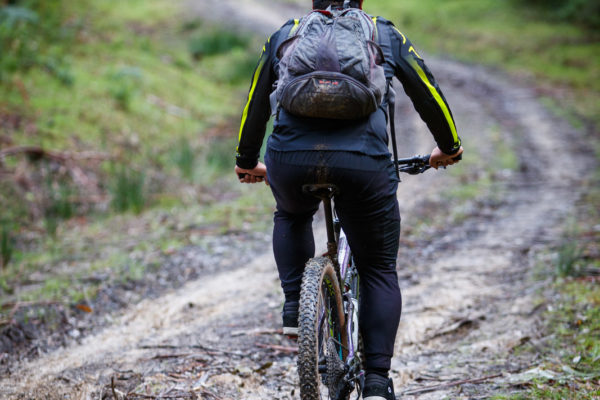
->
[298, 257, 348, 400]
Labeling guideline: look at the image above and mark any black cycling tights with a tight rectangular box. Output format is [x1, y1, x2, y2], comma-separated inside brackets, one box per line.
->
[265, 149, 402, 372]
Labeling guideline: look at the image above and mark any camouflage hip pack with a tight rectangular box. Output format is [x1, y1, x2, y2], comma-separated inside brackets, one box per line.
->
[273, 8, 386, 120]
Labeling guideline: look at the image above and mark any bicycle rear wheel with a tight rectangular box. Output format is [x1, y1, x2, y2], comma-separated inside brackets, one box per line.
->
[298, 257, 348, 400]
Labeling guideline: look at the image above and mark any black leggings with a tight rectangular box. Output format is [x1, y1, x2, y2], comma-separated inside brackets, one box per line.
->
[265, 149, 402, 372]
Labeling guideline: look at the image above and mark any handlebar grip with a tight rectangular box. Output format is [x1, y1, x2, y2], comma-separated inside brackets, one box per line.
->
[238, 173, 265, 181]
[452, 154, 462, 161]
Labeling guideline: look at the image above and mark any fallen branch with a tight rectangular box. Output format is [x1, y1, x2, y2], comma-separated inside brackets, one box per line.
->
[0, 145, 111, 162]
[0, 146, 65, 162]
[231, 328, 283, 337]
[110, 376, 121, 400]
[191, 344, 247, 357]
[127, 392, 199, 399]
[146, 353, 193, 360]
[139, 345, 179, 349]
[140, 344, 246, 357]
[255, 343, 298, 354]
[428, 317, 478, 340]
[402, 373, 503, 396]
[581, 267, 600, 276]
[191, 387, 222, 400]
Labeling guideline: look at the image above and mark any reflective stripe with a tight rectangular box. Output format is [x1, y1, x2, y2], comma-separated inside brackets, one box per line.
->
[408, 45, 422, 59]
[371, 16, 377, 40]
[237, 56, 266, 146]
[409, 58, 459, 146]
[290, 18, 300, 36]
[393, 26, 407, 45]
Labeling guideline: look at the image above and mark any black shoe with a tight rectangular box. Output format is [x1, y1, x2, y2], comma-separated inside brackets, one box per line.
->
[282, 301, 298, 337]
[363, 377, 395, 400]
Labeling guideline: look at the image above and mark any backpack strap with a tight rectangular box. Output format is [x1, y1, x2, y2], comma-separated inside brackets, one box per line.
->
[387, 79, 400, 179]
[373, 17, 400, 179]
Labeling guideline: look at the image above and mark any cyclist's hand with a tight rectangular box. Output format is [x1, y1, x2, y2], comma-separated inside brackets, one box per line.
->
[429, 146, 463, 169]
[235, 162, 269, 185]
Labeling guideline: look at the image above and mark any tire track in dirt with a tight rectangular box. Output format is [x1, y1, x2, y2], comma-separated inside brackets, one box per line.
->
[391, 58, 592, 398]
[1, 1, 594, 399]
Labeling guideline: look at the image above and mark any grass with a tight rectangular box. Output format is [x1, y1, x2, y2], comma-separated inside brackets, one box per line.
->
[171, 137, 197, 181]
[492, 280, 600, 399]
[14, 12, 244, 154]
[365, 0, 600, 130]
[555, 240, 584, 277]
[493, 178, 600, 398]
[43, 176, 76, 236]
[0, 0, 260, 219]
[0, 178, 275, 307]
[0, 221, 13, 269]
[0, 0, 271, 325]
[109, 164, 146, 214]
[0, 0, 263, 264]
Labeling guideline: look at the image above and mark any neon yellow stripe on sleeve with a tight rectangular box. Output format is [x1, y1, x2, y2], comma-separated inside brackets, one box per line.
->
[409, 58, 459, 145]
[393, 26, 407, 44]
[238, 57, 266, 145]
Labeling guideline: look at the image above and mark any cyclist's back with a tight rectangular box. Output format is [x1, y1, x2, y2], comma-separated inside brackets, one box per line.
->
[234, 1, 464, 398]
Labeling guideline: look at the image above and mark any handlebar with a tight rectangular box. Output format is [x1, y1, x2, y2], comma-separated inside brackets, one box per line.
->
[238, 154, 462, 178]
[396, 154, 431, 175]
[396, 153, 462, 175]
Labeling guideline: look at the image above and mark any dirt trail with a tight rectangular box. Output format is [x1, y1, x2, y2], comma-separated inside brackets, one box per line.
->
[1, 1, 594, 399]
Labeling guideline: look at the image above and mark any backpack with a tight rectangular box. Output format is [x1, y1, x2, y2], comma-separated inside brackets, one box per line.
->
[272, 7, 387, 120]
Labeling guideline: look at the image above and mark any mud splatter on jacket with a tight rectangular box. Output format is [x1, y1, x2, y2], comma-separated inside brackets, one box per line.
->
[236, 15, 461, 170]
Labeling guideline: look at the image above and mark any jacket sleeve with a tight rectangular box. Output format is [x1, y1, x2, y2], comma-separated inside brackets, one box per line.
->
[235, 34, 278, 169]
[380, 19, 462, 155]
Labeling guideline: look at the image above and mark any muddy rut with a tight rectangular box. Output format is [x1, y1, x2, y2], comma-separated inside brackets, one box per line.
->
[1, 0, 594, 399]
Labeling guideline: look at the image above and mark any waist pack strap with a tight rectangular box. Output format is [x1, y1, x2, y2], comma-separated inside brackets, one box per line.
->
[386, 79, 400, 179]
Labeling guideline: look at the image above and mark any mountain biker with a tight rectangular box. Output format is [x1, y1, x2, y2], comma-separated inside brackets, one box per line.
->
[234, 0, 463, 398]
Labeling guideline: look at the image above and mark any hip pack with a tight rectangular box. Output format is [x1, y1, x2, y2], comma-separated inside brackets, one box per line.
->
[273, 8, 386, 120]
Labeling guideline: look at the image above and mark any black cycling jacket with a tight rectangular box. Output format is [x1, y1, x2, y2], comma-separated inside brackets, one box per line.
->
[236, 14, 462, 170]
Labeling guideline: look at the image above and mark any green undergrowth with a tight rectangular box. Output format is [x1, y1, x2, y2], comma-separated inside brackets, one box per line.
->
[494, 173, 600, 398]
[0, 0, 263, 267]
[366, 0, 599, 131]
[1, 0, 251, 152]
[0, 0, 272, 319]
[0, 180, 274, 306]
[493, 279, 600, 399]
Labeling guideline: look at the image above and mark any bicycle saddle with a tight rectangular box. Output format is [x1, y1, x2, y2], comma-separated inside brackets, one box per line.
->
[302, 184, 339, 200]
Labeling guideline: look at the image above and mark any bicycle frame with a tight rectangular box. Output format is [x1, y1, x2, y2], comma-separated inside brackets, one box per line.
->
[337, 229, 360, 369]
[300, 154, 442, 399]
[321, 191, 363, 390]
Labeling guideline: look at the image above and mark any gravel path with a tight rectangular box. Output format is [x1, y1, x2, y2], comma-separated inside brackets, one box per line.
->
[1, 1, 594, 399]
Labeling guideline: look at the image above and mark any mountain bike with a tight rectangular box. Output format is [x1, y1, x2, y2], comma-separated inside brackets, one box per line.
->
[296, 154, 433, 400]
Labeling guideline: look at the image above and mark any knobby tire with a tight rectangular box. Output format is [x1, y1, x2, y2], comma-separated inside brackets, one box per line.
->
[298, 257, 348, 400]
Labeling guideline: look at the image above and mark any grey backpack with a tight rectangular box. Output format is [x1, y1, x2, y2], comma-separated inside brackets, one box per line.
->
[273, 8, 386, 120]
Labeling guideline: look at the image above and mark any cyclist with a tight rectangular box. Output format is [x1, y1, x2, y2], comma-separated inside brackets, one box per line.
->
[234, 1, 463, 398]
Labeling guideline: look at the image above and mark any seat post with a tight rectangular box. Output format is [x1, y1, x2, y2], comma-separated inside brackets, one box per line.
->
[322, 196, 337, 258]
[301, 183, 340, 270]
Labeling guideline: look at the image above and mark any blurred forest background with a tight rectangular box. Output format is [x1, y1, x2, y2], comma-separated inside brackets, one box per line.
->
[0, 0, 598, 397]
